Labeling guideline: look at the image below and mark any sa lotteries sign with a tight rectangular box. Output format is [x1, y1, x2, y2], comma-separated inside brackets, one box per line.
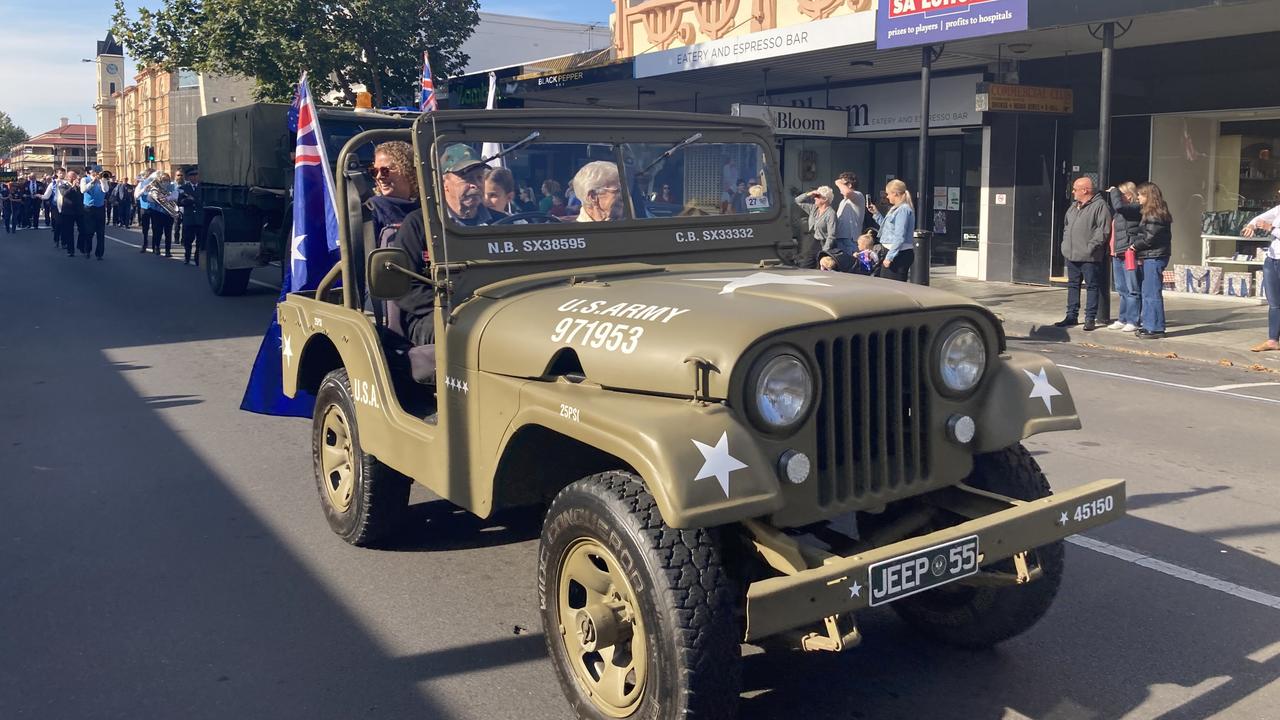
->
[877, 0, 1028, 49]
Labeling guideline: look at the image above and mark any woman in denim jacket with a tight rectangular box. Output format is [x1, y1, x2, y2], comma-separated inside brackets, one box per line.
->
[869, 179, 915, 281]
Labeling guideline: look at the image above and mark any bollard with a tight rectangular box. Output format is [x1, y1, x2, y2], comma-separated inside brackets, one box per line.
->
[911, 230, 932, 285]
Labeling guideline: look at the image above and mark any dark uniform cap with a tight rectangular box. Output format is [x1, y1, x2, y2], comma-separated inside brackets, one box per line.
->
[439, 144, 486, 175]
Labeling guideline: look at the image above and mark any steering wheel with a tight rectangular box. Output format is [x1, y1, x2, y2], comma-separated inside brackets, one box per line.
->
[491, 211, 565, 225]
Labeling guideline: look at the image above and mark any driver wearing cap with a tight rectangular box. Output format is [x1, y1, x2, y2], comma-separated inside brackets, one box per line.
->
[391, 145, 505, 346]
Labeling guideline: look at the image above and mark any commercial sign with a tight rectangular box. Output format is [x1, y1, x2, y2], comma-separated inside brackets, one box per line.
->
[877, 0, 1028, 49]
[770, 73, 983, 134]
[634, 11, 874, 79]
[731, 103, 848, 138]
[975, 83, 1073, 114]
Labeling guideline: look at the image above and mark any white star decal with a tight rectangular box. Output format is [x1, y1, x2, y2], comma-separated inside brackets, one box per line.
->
[692, 432, 748, 498]
[445, 376, 469, 394]
[1057, 511, 1069, 527]
[282, 334, 294, 365]
[849, 581, 862, 599]
[291, 233, 307, 263]
[687, 271, 832, 295]
[1023, 367, 1063, 414]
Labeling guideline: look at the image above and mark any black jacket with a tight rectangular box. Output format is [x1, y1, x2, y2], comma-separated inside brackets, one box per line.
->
[178, 182, 203, 227]
[1107, 188, 1142, 255]
[1132, 216, 1172, 259]
[61, 185, 83, 218]
[391, 209, 434, 344]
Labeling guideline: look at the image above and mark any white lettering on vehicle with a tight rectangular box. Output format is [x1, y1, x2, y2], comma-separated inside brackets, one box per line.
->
[1069, 495, 1116, 524]
[555, 299, 690, 324]
[560, 404, 580, 423]
[486, 236, 587, 255]
[550, 318, 644, 354]
[352, 379, 380, 409]
[675, 227, 755, 243]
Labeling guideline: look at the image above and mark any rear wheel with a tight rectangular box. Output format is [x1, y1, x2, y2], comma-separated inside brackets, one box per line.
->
[205, 214, 252, 296]
[539, 472, 741, 719]
[312, 369, 410, 547]
[891, 443, 1065, 648]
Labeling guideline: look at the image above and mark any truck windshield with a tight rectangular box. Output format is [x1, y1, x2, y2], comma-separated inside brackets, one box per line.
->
[436, 140, 774, 226]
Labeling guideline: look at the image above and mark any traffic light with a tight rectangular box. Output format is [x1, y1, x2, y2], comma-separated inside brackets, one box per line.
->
[145, 145, 155, 163]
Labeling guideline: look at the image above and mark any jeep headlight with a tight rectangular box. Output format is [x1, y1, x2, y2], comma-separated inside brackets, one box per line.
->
[753, 354, 813, 431]
[937, 324, 986, 395]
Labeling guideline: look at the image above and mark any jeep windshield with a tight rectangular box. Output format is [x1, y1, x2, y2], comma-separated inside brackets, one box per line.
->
[435, 139, 776, 226]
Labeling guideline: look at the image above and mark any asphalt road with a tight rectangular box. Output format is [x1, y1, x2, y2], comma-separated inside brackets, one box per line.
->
[2, 225, 1277, 719]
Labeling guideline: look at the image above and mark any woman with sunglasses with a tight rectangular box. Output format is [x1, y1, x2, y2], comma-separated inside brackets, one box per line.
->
[368, 141, 420, 247]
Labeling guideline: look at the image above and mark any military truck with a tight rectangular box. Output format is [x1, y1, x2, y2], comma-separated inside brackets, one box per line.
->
[196, 103, 413, 295]
[276, 109, 1126, 719]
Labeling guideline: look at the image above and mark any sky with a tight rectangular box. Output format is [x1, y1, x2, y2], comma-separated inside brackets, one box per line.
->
[0, 0, 616, 138]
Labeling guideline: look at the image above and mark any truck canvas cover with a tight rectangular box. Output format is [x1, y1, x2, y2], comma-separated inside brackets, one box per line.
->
[197, 103, 293, 190]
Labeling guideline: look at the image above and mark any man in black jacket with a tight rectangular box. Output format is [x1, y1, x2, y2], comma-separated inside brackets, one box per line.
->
[178, 166, 204, 265]
[60, 171, 83, 257]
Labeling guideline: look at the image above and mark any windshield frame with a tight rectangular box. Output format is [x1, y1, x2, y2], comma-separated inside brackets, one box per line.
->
[416, 119, 784, 266]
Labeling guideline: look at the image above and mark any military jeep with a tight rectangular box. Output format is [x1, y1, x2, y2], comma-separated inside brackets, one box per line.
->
[277, 109, 1125, 719]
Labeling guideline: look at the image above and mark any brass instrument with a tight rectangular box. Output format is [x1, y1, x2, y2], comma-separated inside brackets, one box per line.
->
[146, 180, 182, 220]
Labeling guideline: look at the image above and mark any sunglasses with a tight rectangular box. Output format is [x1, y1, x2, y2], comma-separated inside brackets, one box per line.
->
[370, 165, 398, 178]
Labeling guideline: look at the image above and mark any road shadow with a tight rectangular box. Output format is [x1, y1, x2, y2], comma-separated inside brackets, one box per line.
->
[392, 500, 543, 552]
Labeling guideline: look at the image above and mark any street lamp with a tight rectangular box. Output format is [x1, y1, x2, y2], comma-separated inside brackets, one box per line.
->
[76, 113, 88, 169]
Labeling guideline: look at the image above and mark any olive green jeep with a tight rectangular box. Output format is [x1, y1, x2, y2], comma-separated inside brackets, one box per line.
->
[277, 109, 1125, 719]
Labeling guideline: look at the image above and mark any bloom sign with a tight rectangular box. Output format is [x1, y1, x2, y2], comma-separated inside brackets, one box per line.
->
[876, 0, 1028, 49]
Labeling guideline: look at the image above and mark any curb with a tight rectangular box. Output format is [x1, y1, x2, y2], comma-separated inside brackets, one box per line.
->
[997, 316, 1280, 373]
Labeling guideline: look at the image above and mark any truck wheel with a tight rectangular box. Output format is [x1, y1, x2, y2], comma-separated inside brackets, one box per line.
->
[891, 443, 1065, 649]
[312, 368, 410, 547]
[205, 215, 252, 296]
[539, 472, 740, 720]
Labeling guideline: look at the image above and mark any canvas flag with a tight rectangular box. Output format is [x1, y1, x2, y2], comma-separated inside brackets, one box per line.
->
[419, 51, 438, 113]
[240, 73, 341, 417]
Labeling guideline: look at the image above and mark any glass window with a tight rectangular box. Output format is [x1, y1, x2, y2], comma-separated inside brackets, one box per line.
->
[177, 69, 199, 89]
[434, 139, 775, 228]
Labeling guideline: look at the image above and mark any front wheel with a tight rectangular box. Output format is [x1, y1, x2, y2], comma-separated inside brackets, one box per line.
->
[891, 443, 1065, 648]
[311, 369, 410, 547]
[539, 472, 741, 719]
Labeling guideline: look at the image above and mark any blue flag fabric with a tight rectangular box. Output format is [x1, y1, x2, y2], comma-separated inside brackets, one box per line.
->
[240, 74, 341, 417]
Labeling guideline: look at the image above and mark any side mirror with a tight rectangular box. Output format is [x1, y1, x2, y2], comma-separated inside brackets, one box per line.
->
[366, 247, 415, 300]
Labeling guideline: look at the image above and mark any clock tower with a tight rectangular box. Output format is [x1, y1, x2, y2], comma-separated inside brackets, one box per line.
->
[94, 31, 125, 174]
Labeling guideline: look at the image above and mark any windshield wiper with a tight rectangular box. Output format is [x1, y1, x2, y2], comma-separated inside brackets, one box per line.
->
[639, 132, 702, 175]
[481, 131, 540, 165]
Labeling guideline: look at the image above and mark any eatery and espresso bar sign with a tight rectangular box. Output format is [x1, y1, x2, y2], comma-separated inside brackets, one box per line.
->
[975, 83, 1073, 114]
[877, 0, 1028, 49]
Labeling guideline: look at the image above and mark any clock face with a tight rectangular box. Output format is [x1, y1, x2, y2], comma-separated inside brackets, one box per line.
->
[106, 63, 119, 75]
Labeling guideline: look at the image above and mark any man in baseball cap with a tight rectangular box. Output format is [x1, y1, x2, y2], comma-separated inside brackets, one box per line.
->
[438, 144, 502, 225]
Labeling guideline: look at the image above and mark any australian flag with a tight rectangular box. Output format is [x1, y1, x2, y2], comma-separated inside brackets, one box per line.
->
[419, 51, 438, 113]
[240, 73, 340, 417]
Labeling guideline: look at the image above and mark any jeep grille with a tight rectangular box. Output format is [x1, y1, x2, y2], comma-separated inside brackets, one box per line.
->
[813, 326, 931, 507]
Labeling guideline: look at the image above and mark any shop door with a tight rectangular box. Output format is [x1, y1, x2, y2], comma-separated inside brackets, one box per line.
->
[1012, 117, 1070, 284]
[929, 137, 963, 264]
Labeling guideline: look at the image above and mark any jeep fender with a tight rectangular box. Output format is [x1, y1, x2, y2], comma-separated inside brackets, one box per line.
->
[971, 350, 1080, 453]
[509, 380, 784, 529]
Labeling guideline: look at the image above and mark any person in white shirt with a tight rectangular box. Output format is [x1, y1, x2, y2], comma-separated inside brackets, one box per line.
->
[1242, 204, 1280, 351]
[833, 171, 866, 252]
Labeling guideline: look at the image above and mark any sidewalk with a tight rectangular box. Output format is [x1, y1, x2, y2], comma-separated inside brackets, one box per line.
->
[930, 268, 1279, 372]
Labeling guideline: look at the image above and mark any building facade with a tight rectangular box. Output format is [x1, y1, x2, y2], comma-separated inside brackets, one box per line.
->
[7, 118, 97, 175]
[92, 32, 255, 180]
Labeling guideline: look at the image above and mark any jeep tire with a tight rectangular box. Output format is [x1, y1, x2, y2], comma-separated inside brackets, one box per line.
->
[891, 443, 1065, 648]
[539, 472, 740, 719]
[312, 368, 410, 547]
[205, 215, 252, 296]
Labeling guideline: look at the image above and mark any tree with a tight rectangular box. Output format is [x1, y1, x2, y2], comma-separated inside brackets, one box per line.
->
[0, 111, 29, 155]
[112, 0, 480, 107]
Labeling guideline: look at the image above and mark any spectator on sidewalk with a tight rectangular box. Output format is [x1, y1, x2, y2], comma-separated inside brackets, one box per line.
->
[1132, 182, 1172, 339]
[794, 185, 838, 269]
[833, 171, 866, 253]
[1242, 206, 1280, 352]
[1106, 181, 1143, 331]
[869, 179, 915, 281]
[1055, 176, 1110, 331]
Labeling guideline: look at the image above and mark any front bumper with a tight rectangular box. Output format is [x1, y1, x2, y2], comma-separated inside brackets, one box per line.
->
[744, 478, 1126, 641]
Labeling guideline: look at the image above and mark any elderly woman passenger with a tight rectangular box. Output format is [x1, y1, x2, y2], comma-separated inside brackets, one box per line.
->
[572, 161, 625, 222]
